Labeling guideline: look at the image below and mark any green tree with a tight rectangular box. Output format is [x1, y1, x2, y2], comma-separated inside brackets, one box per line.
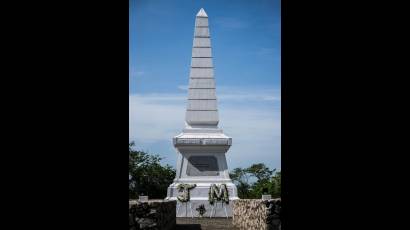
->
[229, 167, 251, 198]
[271, 171, 281, 198]
[246, 163, 274, 181]
[230, 163, 281, 199]
[129, 142, 176, 199]
[246, 164, 275, 198]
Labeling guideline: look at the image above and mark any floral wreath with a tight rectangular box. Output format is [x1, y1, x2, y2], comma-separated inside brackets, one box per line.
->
[176, 184, 196, 203]
[208, 183, 229, 205]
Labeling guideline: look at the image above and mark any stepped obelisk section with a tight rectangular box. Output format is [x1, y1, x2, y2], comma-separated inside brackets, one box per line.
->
[166, 8, 239, 217]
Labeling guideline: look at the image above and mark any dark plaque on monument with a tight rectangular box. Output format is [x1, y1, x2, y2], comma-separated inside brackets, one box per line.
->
[187, 156, 219, 176]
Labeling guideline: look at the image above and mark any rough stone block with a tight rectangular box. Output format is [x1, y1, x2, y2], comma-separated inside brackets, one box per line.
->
[129, 200, 176, 230]
[232, 199, 281, 230]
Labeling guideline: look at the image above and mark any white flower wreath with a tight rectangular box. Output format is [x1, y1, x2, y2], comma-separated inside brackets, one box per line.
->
[208, 184, 229, 205]
[176, 184, 196, 203]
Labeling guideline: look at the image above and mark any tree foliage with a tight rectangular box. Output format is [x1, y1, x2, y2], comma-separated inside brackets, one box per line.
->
[129, 142, 176, 199]
[229, 163, 281, 199]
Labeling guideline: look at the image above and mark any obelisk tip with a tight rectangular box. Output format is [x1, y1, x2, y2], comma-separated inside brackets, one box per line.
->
[196, 8, 208, 17]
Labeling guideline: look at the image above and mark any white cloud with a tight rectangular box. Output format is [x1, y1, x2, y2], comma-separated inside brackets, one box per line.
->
[217, 86, 281, 102]
[221, 103, 281, 170]
[129, 66, 146, 78]
[129, 86, 281, 169]
[177, 85, 280, 101]
[177, 85, 188, 91]
[256, 48, 275, 55]
[129, 94, 185, 143]
[246, 48, 281, 62]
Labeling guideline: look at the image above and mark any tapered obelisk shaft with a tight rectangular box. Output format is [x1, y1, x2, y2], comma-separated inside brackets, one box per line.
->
[167, 8, 238, 217]
[185, 8, 219, 127]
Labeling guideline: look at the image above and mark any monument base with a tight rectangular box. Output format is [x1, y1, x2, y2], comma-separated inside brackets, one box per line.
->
[166, 182, 239, 217]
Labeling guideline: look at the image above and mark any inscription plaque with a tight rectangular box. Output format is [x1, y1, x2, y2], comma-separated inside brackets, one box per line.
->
[177, 138, 201, 144]
[139, 196, 148, 202]
[176, 138, 229, 145]
[202, 139, 228, 145]
[186, 156, 219, 176]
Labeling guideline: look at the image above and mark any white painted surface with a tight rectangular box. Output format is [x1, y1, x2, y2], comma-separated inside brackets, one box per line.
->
[196, 8, 208, 17]
[191, 58, 213, 68]
[188, 78, 216, 88]
[194, 27, 210, 37]
[187, 100, 217, 110]
[189, 68, 214, 78]
[185, 111, 219, 125]
[193, 37, 211, 47]
[188, 88, 216, 99]
[195, 18, 209, 27]
[192, 47, 212, 57]
[167, 8, 238, 217]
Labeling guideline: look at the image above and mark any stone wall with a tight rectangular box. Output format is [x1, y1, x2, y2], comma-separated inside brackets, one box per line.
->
[232, 199, 281, 230]
[129, 199, 176, 230]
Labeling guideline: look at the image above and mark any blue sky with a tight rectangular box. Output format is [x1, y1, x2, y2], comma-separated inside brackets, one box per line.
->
[129, 0, 281, 171]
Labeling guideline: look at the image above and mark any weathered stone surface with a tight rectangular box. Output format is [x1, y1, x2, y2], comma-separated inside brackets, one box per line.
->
[232, 199, 281, 230]
[129, 200, 176, 230]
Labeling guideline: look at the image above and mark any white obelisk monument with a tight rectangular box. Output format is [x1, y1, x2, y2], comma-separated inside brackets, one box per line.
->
[166, 8, 239, 217]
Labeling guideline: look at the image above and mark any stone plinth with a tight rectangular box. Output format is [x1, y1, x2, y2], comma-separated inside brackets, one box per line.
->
[129, 200, 176, 230]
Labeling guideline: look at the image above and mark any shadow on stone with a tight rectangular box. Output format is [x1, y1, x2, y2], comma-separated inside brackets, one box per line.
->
[176, 224, 202, 230]
[176, 217, 237, 230]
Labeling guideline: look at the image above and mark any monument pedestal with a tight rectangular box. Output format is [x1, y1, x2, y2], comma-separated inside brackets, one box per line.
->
[166, 128, 239, 217]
